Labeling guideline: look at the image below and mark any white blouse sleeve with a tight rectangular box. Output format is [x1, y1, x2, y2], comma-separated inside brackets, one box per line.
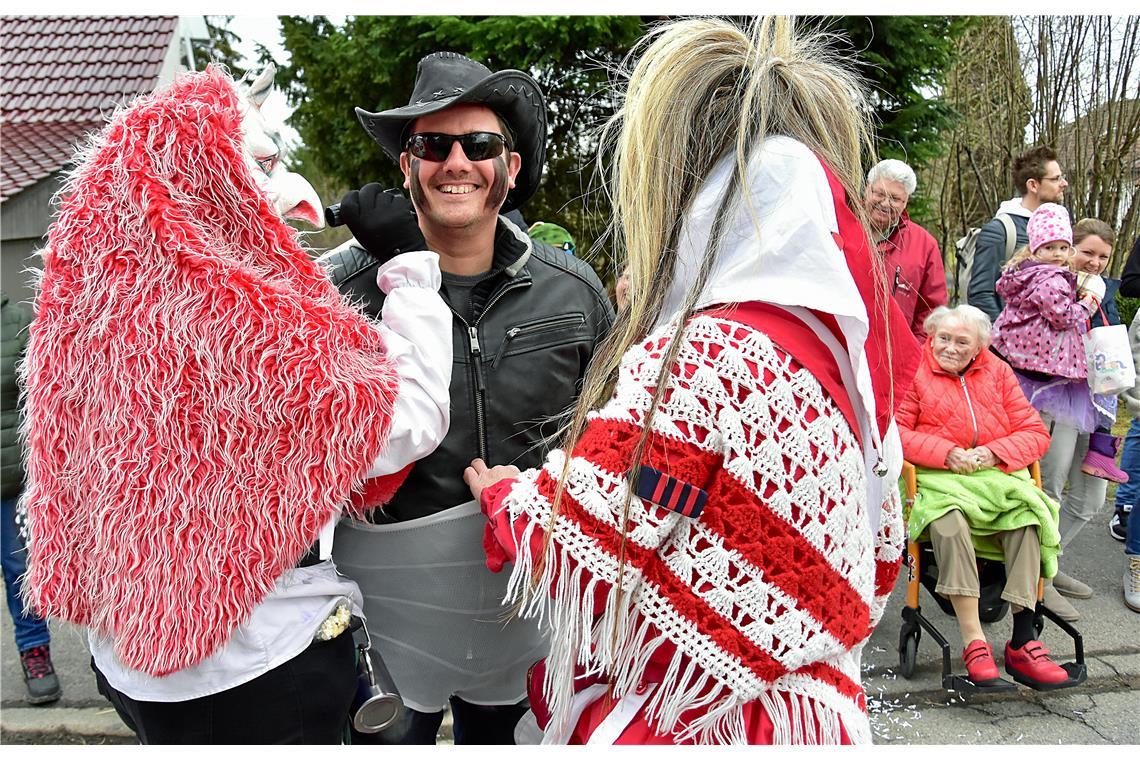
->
[364, 250, 452, 478]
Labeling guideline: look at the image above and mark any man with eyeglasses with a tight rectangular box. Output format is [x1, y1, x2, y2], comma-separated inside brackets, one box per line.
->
[967, 145, 1069, 322]
[862, 159, 946, 343]
[319, 52, 614, 745]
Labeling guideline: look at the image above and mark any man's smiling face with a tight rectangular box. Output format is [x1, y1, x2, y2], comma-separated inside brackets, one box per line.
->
[399, 103, 521, 232]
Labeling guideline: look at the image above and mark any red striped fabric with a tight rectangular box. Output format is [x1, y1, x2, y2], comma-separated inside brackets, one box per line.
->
[875, 556, 902, 599]
[575, 412, 872, 650]
[493, 304, 891, 740]
[794, 661, 867, 711]
[531, 406, 870, 681]
[533, 467, 792, 684]
[700, 468, 871, 649]
[681, 485, 700, 517]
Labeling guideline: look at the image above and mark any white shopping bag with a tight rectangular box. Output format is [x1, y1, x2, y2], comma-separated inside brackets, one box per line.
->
[1085, 323, 1136, 395]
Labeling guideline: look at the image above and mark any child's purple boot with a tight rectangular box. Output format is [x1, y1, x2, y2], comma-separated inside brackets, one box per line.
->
[1081, 431, 1130, 483]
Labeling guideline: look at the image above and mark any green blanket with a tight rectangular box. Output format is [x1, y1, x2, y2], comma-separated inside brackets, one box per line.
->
[906, 466, 1061, 579]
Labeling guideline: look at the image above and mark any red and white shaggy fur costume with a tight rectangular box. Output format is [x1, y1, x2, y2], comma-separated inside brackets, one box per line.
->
[20, 66, 402, 676]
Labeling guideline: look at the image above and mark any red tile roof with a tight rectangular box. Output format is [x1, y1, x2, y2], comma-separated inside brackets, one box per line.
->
[1, 15, 179, 201]
[1, 120, 103, 201]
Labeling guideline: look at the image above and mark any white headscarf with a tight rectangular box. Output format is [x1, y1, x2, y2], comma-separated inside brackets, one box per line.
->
[654, 135, 903, 538]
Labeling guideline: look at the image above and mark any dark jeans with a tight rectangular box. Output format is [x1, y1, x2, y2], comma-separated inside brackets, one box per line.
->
[1114, 417, 1140, 512]
[1130, 495, 1140, 557]
[351, 695, 528, 745]
[2, 496, 51, 652]
[1114, 417, 1140, 555]
[93, 631, 356, 744]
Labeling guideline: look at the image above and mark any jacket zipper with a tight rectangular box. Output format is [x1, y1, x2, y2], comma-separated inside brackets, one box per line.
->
[491, 313, 585, 370]
[463, 281, 530, 462]
[959, 375, 980, 448]
[468, 324, 486, 461]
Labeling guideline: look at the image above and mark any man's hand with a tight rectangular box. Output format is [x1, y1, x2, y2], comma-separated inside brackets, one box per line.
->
[338, 183, 426, 263]
[464, 458, 521, 503]
[466, 458, 521, 573]
[945, 447, 978, 474]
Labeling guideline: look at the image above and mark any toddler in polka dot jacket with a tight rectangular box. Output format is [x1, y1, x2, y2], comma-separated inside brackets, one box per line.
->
[991, 204, 1104, 432]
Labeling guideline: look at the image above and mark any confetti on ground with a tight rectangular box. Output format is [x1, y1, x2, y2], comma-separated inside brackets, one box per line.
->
[866, 681, 926, 742]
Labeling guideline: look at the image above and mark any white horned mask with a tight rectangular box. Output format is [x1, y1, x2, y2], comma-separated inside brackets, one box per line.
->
[237, 65, 324, 229]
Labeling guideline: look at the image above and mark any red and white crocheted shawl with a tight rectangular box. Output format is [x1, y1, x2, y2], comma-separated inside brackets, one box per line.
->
[493, 144, 914, 744]
[500, 313, 904, 744]
[20, 67, 402, 676]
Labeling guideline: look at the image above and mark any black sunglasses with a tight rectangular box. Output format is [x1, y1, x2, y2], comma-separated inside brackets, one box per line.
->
[405, 132, 507, 162]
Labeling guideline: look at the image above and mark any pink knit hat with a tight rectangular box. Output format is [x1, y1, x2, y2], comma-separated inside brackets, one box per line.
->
[1028, 202, 1072, 253]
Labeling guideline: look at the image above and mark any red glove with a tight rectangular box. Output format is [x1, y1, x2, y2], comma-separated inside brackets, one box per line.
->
[480, 478, 517, 573]
[483, 522, 510, 573]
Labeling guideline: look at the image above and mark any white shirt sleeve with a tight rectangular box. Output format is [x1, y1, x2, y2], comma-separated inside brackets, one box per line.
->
[364, 250, 452, 478]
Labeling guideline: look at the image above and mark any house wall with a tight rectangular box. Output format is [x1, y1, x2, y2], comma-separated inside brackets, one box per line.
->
[158, 16, 210, 86]
[1, 15, 209, 307]
[0, 172, 63, 305]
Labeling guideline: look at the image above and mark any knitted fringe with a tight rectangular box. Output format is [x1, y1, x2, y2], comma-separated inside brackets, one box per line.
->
[503, 515, 858, 745]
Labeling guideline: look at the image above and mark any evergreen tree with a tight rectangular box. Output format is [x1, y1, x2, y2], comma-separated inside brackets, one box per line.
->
[273, 15, 644, 276]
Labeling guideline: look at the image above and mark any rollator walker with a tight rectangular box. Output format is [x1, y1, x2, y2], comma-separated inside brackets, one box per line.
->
[897, 461, 1087, 693]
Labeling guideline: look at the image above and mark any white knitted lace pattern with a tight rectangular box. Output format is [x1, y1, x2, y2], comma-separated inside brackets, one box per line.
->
[503, 314, 900, 744]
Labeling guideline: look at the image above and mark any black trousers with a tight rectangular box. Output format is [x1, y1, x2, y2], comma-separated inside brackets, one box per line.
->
[350, 695, 528, 745]
[93, 631, 357, 744]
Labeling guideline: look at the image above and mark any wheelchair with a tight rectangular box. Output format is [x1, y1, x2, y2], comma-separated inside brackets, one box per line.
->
[898, 461, 1087, 693]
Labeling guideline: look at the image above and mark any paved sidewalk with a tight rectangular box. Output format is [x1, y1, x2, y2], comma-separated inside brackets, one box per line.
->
[3, 505, 1136, 744]
[859, 503, 1139, 744]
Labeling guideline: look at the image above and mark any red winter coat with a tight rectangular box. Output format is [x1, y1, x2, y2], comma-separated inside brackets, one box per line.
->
[878, 213, 947, 343]
[897, 341, 1050, 472]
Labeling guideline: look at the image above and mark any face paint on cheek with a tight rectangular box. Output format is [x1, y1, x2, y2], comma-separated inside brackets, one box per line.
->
[485, 156, 509, 211]
[408, 158, 430, 212]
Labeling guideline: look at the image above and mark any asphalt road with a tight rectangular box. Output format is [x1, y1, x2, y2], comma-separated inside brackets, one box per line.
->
[3, 496, 1137, 745]
[860, 501, 1139, 745]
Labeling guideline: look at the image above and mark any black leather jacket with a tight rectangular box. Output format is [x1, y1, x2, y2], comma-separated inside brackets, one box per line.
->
[320, 217, 614, 521]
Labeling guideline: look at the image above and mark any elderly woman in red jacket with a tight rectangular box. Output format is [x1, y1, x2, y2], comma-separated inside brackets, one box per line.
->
[897, 304, 1067, 690]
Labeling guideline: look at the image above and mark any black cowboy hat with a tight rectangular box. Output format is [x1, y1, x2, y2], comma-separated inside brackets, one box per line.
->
[355, 52, 546, 212]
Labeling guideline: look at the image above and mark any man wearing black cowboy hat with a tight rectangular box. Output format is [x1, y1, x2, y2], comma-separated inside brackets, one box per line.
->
[321, 52, 614, 745]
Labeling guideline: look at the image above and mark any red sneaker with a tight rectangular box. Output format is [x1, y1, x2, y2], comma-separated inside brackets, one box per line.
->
[962, 639, 1000, 682]
[1004, 640, 1069, 688]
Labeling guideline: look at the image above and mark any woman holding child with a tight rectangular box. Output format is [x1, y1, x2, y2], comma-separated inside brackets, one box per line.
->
[991, 208, 1125, 620]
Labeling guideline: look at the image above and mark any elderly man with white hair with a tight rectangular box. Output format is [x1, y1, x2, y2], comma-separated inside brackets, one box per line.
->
[863, 158, 947, 342]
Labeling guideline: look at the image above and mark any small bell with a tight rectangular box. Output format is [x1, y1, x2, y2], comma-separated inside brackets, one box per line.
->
[872, 458, 888, 477]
